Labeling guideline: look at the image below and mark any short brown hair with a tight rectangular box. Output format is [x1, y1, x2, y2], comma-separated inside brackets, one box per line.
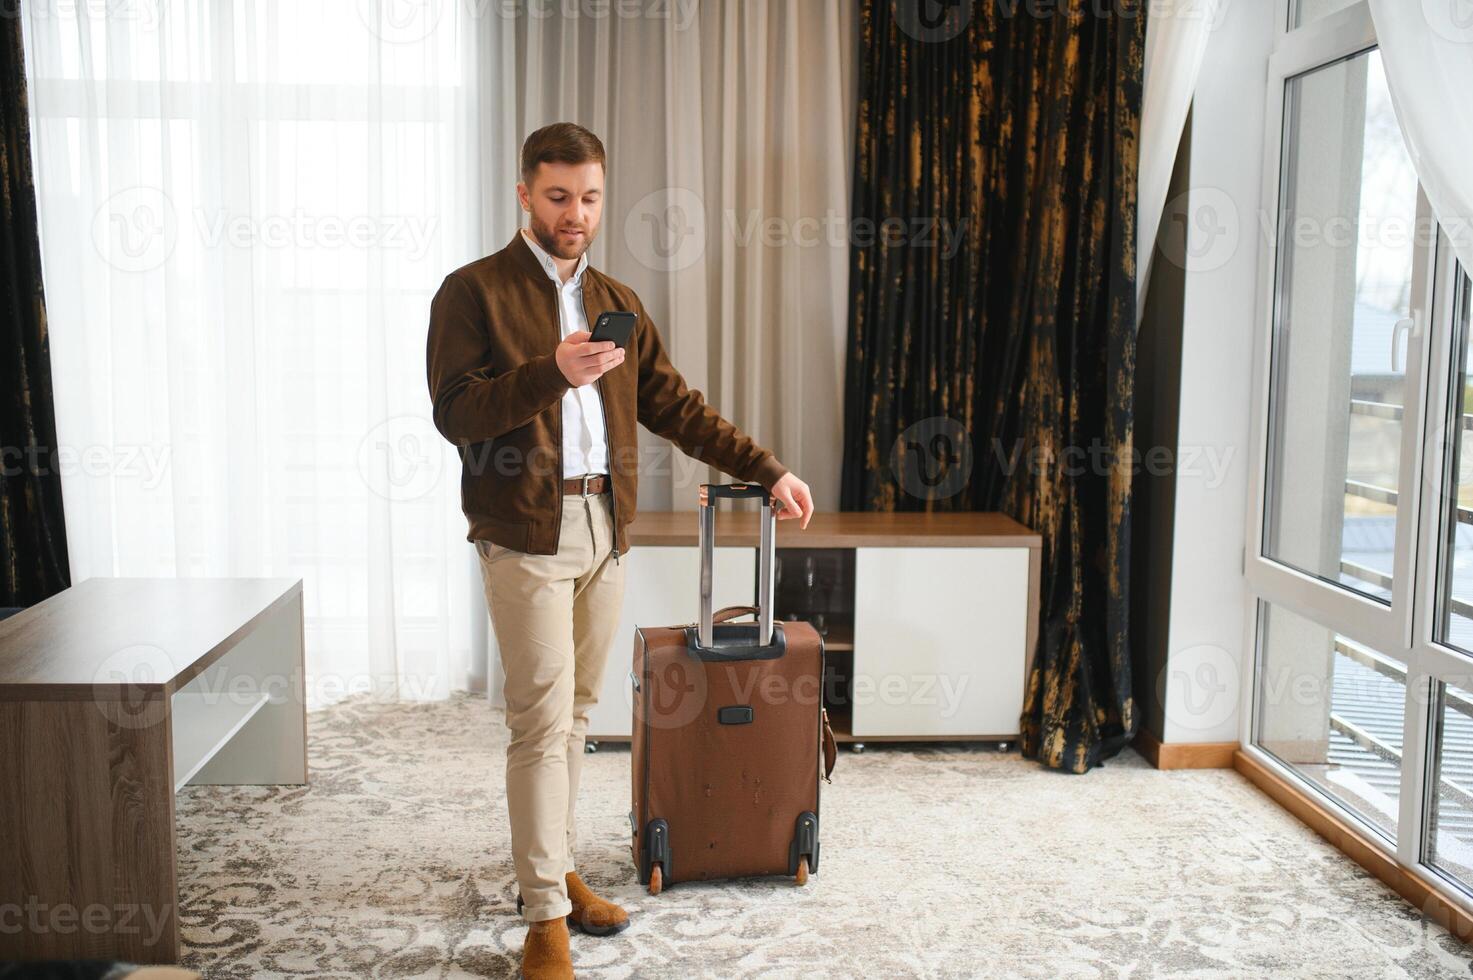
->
[520, 123, 606, 186]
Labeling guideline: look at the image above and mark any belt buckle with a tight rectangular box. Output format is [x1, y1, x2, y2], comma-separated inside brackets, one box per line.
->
[580, 473, 593, 496]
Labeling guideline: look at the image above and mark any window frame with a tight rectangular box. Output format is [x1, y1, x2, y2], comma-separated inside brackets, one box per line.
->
[1242, 0, 1473, 915]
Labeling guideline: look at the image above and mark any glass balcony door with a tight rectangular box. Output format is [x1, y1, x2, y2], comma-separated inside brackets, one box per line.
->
[1244, 0, 1473, 921]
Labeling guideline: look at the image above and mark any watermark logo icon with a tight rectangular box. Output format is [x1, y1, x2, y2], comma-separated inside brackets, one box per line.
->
[1423, 0, 1473, 44]
[632, 652, 710, 730]
[357, 0, 446, 45]
[624, 187, 707, 273]
[1158, 186, 1239, 273]
[357, 415, 445, 502]
[891, 0, 972, 42]
[91, 644, 177, 730]
[92, 186, 178, 273]
[891, 416, 972, 502]
[1160, 643, 1238, 733]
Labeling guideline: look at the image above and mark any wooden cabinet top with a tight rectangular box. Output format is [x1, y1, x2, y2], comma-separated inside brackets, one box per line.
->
[626, 510, 1040, 549]
[0, 577, 301, 696]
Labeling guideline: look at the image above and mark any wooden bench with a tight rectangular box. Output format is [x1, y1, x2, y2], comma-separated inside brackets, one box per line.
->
[0, 577, 306, 964]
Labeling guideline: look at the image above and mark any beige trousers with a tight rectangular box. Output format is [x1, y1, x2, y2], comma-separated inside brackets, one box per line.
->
[476, 489, 625, 922]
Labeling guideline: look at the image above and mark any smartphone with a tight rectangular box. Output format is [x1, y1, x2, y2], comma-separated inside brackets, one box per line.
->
[590, 310, 637, 350]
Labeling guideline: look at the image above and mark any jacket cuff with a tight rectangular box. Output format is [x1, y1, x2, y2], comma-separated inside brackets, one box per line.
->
[531, 350, 572, 400]
[747, 453, 789, 490]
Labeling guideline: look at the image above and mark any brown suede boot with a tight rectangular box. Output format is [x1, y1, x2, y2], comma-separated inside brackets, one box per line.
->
[521, 915, 574, 980]
[564, 870, 631, 936]
[516, 871, 631, 937]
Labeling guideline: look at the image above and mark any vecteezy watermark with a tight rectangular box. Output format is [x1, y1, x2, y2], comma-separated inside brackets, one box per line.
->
[631, 654, 710, 730]
[355, 0, 448, 45]
[158, 668, 451, 706]
[891, 0, 1231, 43]
[890, 0, 974, 42]
[723, 209, 969, 258]
[624, 190, 971, 273]
[355, 0, 701, 44]
[892, 416, 973, 502]
[624, 186, 707, 273]
[357, 415, 446, 502]
[1422, 0, 1473, 45]
[448, 437, 775, 493]
[91, 186, 439, 273]
[2, 441, 172, 489]
[1270, 211, 1446, 252]
[883, 418, 1238, 502]
[1158, 186, 1240, 273]
[989, 433, 1236, 489]
[501, 0, 699, 28]
[1255, 657, 1408, 714]
[92, 186, 179, 274]
[627, 660, 972, 729]
[195, 209, 437, 259]
[90, 644, 178, 730]
[10, 0, 165, 31]
[1159, 643, 1238, 734]
[1419, 415, 1473, 513]
[1154, 185, 1473, 275]
[0, 899, 173, 946]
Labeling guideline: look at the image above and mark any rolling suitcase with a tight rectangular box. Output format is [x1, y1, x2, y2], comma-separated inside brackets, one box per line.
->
[630, 482, 838, 895]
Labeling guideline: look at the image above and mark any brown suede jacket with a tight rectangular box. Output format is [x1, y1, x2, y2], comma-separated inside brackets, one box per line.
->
[426, 229, 788, 558]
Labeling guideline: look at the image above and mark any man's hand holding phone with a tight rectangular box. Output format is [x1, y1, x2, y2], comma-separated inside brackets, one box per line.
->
[556, 330, 625, 387]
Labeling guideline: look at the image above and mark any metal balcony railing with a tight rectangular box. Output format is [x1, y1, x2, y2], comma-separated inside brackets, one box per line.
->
[1331, 639, 1473, 817]
[1345, 399, 1473, 524]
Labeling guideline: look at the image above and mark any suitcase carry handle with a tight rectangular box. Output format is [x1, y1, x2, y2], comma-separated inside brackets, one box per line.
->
[697, 483, 778, 649]
[703, 482, 770, 501]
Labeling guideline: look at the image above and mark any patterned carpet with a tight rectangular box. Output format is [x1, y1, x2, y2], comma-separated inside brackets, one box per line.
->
[174, 692, 1473, 978]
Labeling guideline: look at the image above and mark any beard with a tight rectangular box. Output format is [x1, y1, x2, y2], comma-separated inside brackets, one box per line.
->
[528, 213, 597, 261]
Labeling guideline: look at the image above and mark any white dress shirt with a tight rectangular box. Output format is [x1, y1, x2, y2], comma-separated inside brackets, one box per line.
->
[521, 228, 609, 479]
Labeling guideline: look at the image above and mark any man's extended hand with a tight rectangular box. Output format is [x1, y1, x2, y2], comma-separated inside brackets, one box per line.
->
[770, 472, 813, 528]
[556, 329, 625, 387]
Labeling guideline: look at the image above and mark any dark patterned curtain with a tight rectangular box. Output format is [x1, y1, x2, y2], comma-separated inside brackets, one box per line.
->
[840, 0, 1145, 772]
[1, 13, 70, 606]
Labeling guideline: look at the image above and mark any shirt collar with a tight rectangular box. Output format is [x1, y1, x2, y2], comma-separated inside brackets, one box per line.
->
[520, 227, 587, 286]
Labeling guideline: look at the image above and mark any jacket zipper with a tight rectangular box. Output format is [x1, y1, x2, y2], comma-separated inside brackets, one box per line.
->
[595, 370, 621, 566]
[551, 280, 564, 553]
[583, 279, 619, 565]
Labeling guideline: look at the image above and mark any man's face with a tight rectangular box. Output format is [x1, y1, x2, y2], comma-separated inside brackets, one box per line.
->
[518, 160, 604, 261]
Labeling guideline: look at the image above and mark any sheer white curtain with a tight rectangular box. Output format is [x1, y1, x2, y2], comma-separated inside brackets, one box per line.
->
[1136, 0, 1215, 318]
[1367, 0, 1473, 273]
[20, 1, 487, 706]
[20, 0, 856, 706]
[480, 0, 855, 513]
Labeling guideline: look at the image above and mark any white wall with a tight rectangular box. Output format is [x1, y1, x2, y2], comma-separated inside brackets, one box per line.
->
[1159, 0, 1274, 744]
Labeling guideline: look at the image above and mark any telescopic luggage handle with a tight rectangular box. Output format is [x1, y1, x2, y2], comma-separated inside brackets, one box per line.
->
[697, 482, 777, 649]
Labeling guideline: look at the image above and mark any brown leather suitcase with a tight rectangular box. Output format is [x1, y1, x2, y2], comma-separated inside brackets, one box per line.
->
[630, 482, 838, 894]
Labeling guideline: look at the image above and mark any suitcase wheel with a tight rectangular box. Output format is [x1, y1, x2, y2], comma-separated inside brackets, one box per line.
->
[795, 856, 809, 887]
[648, 863, 663, 896]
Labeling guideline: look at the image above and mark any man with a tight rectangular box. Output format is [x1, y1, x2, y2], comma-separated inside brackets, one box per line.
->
[425, 122, 814, 979]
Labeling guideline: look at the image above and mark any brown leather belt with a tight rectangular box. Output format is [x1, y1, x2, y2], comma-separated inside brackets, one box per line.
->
[561, 474, 611, 495]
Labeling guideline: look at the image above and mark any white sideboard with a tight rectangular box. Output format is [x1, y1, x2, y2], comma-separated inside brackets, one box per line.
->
[850, 546, 1029, 738]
